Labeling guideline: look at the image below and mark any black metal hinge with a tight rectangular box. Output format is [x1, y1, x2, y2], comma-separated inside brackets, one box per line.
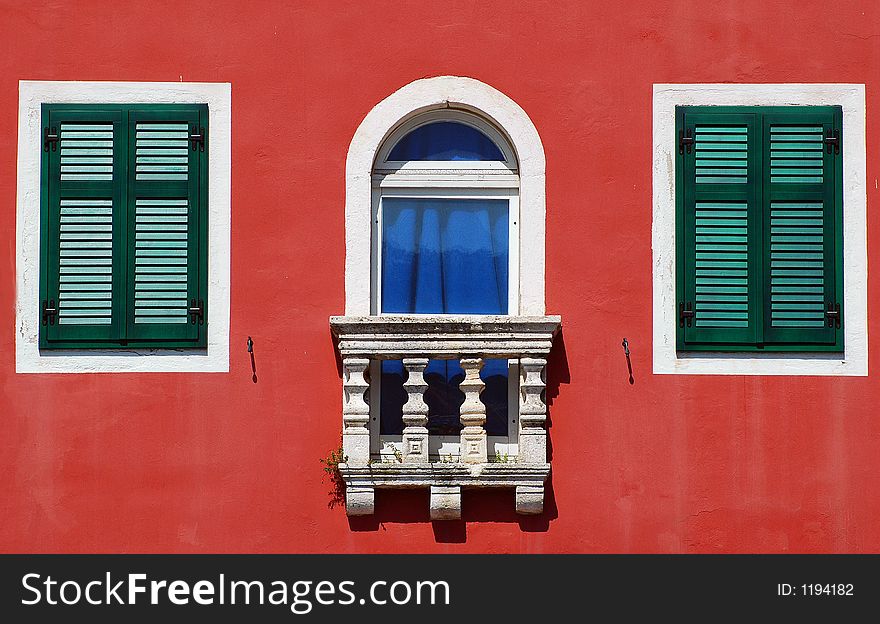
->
[679, 129, 695, 155]
[42, 299, 58, 326]
[44, 127, 59, 152]
[679, 302, 695, 327]
[189, 299, 205, 325]
[190, 126, 206, 152]
[824, 129, 840, 155]
[826, 302, 841, 329]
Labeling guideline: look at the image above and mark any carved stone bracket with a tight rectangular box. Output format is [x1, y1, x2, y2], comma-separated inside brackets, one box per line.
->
[430, 485, 461, 520]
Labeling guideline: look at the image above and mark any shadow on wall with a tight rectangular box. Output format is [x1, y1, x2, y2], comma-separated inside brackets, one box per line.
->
[544, 328, 570, 465]
[342, 330, 569, 542]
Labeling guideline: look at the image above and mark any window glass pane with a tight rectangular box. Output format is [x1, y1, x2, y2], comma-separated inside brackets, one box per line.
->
[381, 198, 508, 314]
[387, 121, 505, 161]
[380, 197, 509, 438]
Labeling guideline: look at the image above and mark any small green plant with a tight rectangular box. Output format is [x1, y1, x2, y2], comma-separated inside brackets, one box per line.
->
[381, 442, 403, 463]
[438, 453, 458, 464]
[491, 450, 511, 463]
[320, 444, 348, 509]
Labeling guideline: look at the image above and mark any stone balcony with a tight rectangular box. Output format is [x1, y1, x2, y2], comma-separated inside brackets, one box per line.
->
[330, 314, 561, 520]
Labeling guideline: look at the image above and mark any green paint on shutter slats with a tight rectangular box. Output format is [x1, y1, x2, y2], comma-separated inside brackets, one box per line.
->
[40, 104, 207, 349]
[679, 110, 760, 349]
[761, 109, 839, 348]
[41, 108, 125, 347]
[676, 105, 843, 352]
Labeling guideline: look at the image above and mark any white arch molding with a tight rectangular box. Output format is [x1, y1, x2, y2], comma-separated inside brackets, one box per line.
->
[344, 76, 547, 315]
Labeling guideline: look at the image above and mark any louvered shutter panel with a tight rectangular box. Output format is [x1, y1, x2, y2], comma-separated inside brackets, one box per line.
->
[679, 111, 760, 348]
[761, 108, 839, 346]
[125, 107, 206, 344]
[42, 108, 126, 347]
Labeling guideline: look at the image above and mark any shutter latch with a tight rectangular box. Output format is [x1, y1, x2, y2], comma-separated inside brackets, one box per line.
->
[189, 299, 205, 325]
[190, 126, 206, 152]
[826, 302, 841, 328]
[824, 129, 840, 155]
[679, 129, 695, 155]
[42, 299, 58, 326]
[679, 302, 695, 327]
[44, 127, 59, 152]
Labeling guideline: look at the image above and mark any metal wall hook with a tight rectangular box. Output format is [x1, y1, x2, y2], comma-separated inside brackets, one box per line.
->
[247, 336, 257, 383]
[622, 338, 634, 385]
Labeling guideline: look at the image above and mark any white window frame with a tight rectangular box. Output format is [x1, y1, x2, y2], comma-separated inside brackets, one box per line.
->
[15, 81, 231, 373]
[343, 75, 547, 461]
[371, 111, 521, 459]
[345, 76, 546, 318]
[652, 83, 867, 376]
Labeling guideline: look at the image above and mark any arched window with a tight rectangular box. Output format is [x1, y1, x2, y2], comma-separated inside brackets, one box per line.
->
[372, 109, 520, 460]
[332, 77, 559, 519]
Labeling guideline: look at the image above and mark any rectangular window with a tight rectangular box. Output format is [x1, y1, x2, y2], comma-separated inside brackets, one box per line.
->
[676, 106, 843, 352]
[40, 104, 208, 349]
[376, 194, 514, 453]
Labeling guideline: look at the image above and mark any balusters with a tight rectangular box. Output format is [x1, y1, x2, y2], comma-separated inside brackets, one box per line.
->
[401, 358, 430, 463]
[518, 357, 548, 464]
[341, 357, 370, 466]
[458, 357, 487, 464]
[341, 357, 373, 515]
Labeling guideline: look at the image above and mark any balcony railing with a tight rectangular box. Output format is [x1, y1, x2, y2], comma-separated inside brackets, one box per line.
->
[330, 314, 561, 519]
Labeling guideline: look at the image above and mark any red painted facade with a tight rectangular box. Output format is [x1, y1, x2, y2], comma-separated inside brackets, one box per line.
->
[2, 0, 879, 553]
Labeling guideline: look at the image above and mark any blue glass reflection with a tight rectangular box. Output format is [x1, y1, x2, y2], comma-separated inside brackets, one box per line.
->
[387, 121, 505, 161]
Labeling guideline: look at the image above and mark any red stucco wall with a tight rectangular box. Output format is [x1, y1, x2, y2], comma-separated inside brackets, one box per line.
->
[1, 0, 878, 553]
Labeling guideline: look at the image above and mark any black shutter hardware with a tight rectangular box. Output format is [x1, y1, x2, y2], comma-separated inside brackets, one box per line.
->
[42, 299, 58, 325]
[189, 299, 205, 325]
[190, 126, 206, 152]
[679, 129, 695, 155]
[824, 129, 840, 155]
[679, 302, 695, 327]
[44, 127, 59, 152]
[825, 302, 841, 329]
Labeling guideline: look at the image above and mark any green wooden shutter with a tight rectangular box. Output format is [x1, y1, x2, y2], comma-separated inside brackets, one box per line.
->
[41, 104, 207, 349]
[125, 106, 206, 346]
[41, 107, 126, 348]
[761, 108, 840, 348]
[678, 110, 760, 349]
[677, 105, 843, 352]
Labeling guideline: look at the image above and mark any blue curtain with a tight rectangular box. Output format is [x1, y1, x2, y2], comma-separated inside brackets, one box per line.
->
[381, 198, 509, 436]
[388, 121, 504, 161]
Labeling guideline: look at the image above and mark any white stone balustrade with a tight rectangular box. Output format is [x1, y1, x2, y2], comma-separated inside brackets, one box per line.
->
[330, 315, 561, 519]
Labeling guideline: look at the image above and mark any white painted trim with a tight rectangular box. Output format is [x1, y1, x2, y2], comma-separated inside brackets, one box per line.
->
[16, 81, 231, 373]
[345, 76, 546, 316]
[652, 83, 867, 375]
